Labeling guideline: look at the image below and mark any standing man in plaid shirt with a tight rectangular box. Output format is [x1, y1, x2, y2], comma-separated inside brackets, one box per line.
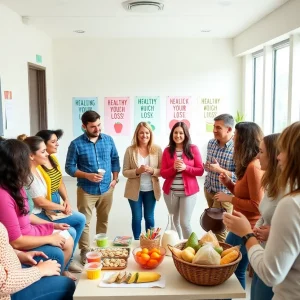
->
[204, 114, 236, 242]
[65, 110, 120, 264]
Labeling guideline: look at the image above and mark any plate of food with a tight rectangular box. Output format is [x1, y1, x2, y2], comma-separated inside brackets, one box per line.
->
[99, 271, 165, 288]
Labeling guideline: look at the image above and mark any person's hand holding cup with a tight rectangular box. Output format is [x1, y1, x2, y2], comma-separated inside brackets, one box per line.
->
[97, 169, 106, 182]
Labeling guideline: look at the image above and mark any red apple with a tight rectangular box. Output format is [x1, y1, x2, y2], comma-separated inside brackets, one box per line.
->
[169, 119, 191, 130]
[169, 119, 179, 130]
[114, 122, 123, 133]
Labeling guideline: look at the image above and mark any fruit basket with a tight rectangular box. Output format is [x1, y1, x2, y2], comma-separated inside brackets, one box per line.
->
[170, 242, 242, 286]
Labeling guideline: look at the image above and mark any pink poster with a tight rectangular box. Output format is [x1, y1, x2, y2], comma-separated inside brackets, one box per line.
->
[166, 96, 192, 130]
[104, 97, 130, 136]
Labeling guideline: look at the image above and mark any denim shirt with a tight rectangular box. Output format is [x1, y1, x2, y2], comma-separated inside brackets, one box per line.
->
[65, 133, 120, 195]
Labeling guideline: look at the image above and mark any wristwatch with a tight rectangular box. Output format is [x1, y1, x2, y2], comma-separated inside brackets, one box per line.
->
[242, 233, 256, 245]
[114, 178, 119, 183]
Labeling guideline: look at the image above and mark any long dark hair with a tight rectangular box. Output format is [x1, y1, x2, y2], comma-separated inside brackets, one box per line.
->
[261, 134, 280, 199]
[0, 139, 33, 215]
[168, 122, 193, 159]
[36, 129, 63, 168]
[234, 122, 263, 179]
[23, 136, 44, 154]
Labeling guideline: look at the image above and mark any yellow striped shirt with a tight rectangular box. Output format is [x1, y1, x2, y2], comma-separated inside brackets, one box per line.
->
[45, 167, 62, 193]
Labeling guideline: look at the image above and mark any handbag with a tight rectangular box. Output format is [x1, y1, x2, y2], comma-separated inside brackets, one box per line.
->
[200, 207, 226, 234]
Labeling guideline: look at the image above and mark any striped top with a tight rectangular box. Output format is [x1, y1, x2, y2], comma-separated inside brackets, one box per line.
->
[170, 150, 185, 196]
[43, 167, 62, 193]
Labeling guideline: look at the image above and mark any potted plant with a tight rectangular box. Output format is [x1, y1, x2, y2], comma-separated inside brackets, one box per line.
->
[235, 110, 244, 123]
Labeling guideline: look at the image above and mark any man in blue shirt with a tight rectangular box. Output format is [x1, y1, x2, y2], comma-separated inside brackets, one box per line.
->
[65, 110, 120, 264]
[203, 114, 236, 242]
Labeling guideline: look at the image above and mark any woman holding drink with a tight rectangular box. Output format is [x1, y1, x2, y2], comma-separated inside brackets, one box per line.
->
[123, 122, 162, 240]
[161, 122, 204, 239]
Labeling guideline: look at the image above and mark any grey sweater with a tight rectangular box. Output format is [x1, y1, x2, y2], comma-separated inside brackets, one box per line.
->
[248, 193, 300, 300]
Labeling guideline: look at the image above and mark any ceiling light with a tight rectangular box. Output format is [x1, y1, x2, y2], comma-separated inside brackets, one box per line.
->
[73, 30, 85, 34]
[122, 1, 164, 13]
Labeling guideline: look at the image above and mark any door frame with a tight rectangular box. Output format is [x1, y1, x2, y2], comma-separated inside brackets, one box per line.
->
[28, 62, 48, 131]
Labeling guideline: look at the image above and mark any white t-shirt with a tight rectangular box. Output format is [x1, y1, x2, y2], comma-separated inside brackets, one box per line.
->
[248, 193, 300, 300]
[27, 169, 47, 214]
[137, 154, 153, 192]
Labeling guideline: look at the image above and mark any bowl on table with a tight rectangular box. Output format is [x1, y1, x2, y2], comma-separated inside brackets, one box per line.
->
[132, 246, 166, 269]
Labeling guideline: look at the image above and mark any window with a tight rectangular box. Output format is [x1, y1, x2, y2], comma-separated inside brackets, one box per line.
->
[272, 41, 290, 133]
[252, 52, 263, 127]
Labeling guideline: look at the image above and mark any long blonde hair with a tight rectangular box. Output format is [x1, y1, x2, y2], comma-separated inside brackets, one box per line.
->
[277, 122, 300, 196]
[131, 122, 155, 154]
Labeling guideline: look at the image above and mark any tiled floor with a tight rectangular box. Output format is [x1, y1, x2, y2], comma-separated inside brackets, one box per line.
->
[64, 176, 251, 299]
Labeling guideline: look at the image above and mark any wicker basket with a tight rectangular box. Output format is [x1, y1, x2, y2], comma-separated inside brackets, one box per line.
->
[170, 241, 242, 286]
[140, 235, 161, 250]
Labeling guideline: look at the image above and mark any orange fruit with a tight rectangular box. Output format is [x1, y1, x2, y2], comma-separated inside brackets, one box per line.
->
[150, 252, 161, 260]
[141, 248, 149, 254]
[137, 256, 146, 265]
[140, 253, 150, 262]
[136, 251, 142, 257]
[147, 259, 159, 268]
[149, 248, 159, 254]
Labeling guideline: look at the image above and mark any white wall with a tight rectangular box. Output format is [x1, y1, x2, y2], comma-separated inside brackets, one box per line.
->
[234, 0, 300, 56]
[53, 38, 242, 173]
[0, 3, 54, 137]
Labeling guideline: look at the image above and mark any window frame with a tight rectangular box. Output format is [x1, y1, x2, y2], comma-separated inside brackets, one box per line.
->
[272, 39, 290, 132]
[252, 50, 263, 123]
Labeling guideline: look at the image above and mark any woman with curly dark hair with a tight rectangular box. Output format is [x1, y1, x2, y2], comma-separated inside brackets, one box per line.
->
[161, 122, 204, 239]
[0, 139, 75, 281]
[214, 121, 264, 289]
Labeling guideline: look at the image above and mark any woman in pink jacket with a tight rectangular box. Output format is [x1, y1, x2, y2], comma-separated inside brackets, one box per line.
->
[161, 122, 204, 239]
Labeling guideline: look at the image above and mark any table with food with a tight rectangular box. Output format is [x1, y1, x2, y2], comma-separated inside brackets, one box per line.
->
[74, 231, 246, 300]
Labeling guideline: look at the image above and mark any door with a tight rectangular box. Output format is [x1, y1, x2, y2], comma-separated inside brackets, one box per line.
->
[28, 63, 47, 135]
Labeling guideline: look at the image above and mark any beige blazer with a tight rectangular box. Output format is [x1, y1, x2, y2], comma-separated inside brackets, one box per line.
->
[122, 145, 162, 201]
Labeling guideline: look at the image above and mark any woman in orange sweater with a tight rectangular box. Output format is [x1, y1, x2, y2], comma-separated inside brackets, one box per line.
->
[214, 122, 264, 289]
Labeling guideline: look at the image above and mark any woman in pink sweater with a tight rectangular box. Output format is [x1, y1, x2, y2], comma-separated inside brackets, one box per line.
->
[0, 139, 75, 281]
[161, 122, 204, 239]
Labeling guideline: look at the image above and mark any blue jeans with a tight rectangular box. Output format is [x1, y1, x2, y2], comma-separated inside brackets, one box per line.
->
[26, 245, 64, 274]
[36, 191, 86, 268]
[251, 272, 274, 300]
[128, 191, 156, 240]
[11, 275, 75, 300]
[225, 232, 249, 289]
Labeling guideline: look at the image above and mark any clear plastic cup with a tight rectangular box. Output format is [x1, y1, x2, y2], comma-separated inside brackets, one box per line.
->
[98, 169, 106, 175]
[86, 251, 102, 263]
[85, 262, 102, 280]
[95, 233, 108, 247]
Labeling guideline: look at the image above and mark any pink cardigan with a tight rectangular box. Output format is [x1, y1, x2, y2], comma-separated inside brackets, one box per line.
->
[161, 144, 204, 196]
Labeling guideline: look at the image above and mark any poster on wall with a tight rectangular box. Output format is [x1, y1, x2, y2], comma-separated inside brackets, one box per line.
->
[199, 97, 221, 132]
[104, 97, 130, 136]
[134, 96, 160, 133]
[166, 96, 192, 131]
[4, 90, 14, 130]
[72, 97, 98, 137]
[0, 78, 3, 136]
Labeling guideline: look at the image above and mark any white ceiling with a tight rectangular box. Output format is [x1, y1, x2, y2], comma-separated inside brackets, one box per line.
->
[1, 0, 289, 39]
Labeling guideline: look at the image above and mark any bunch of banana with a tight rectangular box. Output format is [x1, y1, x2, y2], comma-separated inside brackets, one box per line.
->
[106, 271, 161, 284]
